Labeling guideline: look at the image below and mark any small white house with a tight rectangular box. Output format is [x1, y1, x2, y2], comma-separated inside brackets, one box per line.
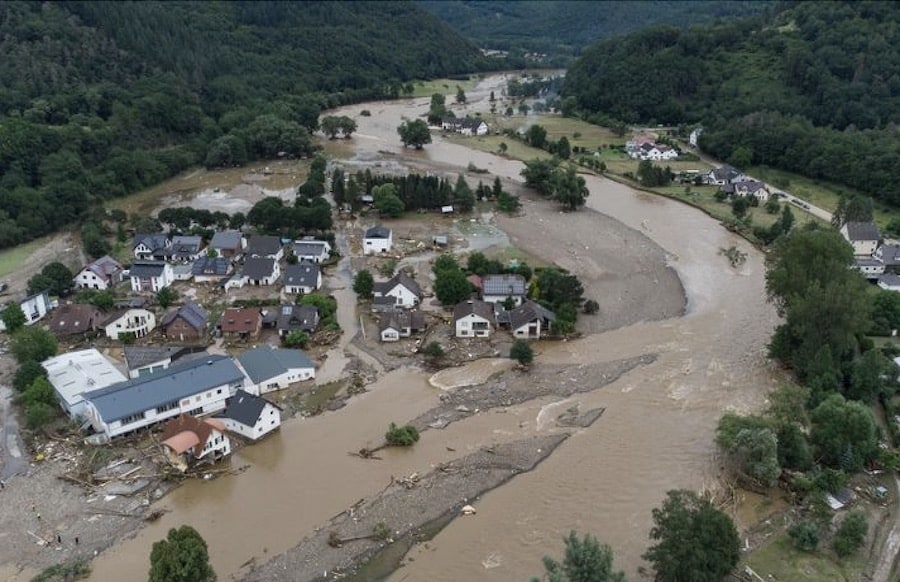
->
[372, 273, 422, 308]
[733, 180, 770, 202]
[103, 308, 156, 340]
[378, 311, 426, 342]
[243, 257, 281, 286]
[74, 256, 124, 290]
[129, 261, 174, 293]
[482, 274, 527, 306]
[219, 390, 282, 441]
[507, 300, 556, 339]
[283, 262, 322, 294]
[363, 226, 393, 255]
[0, 290, 54, 332]
[856, 258, 885, 280]
[161, 415, 231, 471]
[840, 221, 880, 256]
[132, 233, 170, 260]
[453, 300, 495, 338]
[292, 240, 332, 264]
[237, 346, 315, 395]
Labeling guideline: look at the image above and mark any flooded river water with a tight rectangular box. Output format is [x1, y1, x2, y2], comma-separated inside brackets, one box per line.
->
[87, 75, 780, 581]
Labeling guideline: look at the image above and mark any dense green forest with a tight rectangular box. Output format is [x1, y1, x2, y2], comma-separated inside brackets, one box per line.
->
[0, 1, 486, 249]
[563, 1, 900, 207]
[420, 0, 770, 59]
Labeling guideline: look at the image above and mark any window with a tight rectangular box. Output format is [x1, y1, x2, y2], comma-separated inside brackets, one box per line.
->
[217, 389, 222, 395]
[156, 401, 179, 414]
[121, 412, 145, 425]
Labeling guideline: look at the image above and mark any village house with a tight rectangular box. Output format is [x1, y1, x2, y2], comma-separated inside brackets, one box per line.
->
[732, 180, 770, 202]
[159, 235, 205, 263]
[856, 257, 885, 280]
[689, 128, 703, 148]
[123, 345, 206, 378]
[74, 255, 124, 290]
[128, 261, 174, 293]
[171, 263, 194, 282]
[441, 117, 489, 136]
[876, 243, 900, 272]
[266, 304, 319, 337]
[840, 221, 880, 256]
[210, 230, 245, 259]
[246, 235, 284, 260]
[83, 354, 246, 440]
[704, 165, 747, 186]
[237, 346, 315, 395]
[378, 310, 426, 342]
[481, 273, 527, 306]
[292, 239, 332, 263]
[372, 272, 423, 308]
[242, 257, 280, 286]
[878, 273, 900, 292]
[0, 290, 54, 332]
[453, 300, 495, 338]
[102, 307, 156, 340]
[629, 142, 678, 161]
[191, 256, 233, 283]
[132, 233, 170, 260]
[161, 414, 231, 471]
[283, 262, 321, 294]
[218, 307, 262, 340]
[363, 225, 393, 255]
[504, 300, 556, 339]
[42, 349, 128, 419]
[47, 303, 102, 337]
[160, 302, 209, 341]
[219, 389, 282, 441]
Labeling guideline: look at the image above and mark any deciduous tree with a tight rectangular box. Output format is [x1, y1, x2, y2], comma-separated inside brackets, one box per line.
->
[352, 269, 374, 299]
[530, 531, 624, 582]
[1, 304, 27, 333]
[149, 525, 216, 582]
[398, 119, 432, 149]
[809, 393, 877, 472]
[643, 490, 740, 582]
[10, 326, 57, 364]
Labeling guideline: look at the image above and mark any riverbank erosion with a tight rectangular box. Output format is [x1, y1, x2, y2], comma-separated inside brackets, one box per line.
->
[245, 434, 568, 582]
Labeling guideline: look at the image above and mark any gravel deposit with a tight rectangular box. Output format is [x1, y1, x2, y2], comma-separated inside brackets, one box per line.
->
[244, 434, 569, 582]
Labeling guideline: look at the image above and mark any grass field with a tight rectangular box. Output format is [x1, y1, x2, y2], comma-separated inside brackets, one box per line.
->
[743, 533, 866, 582]
[411, 76, 480, 99]
[0, 239, 46, 279]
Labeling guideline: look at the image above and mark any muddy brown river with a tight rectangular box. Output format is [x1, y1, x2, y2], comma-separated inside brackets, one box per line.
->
[87, 75, 780, 581]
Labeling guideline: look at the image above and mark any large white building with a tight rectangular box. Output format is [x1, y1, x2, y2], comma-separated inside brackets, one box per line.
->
[42, 349, 128, 419]
[237, 346, 315, 395]
[83, 355, 246, 439]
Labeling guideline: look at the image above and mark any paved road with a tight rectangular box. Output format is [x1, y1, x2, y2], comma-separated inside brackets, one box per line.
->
[0, 383, 28, 481]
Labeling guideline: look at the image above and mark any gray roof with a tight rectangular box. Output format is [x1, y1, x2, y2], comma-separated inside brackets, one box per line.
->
[453, 300, 495, 322]
[191, 256, 231, 276]
[244, 257, 277, 280]
[284, 262, 320, 289]
[378, 310, 426, 333]
[211, 230, 243, 251]
[133, 233, 169, 251]
[247, 235, 282, 257]
[123, 346, 198, 370]
[373, 272, 422, 298]
[856, 257, 883, 267]
[165, 235, 203, 259]
[161, 302, 208, 331]
[736, 180, 766, 193]
[710, 165, 740, 181]
[365, 226, 391, 239]
[85, 255, 123, 280]
[845, 221, 880, 242]
[275, 304, 319, 333]
[85, 355, 244, 423]
[129, 261, 167, 278]
[880, 273, 900, 287]
[238, 346, 314, 384]
[223, 389, 280, 426]
[879, 244, 900, 266]
[508, 300, 556, 330]
[482, 274, 526, 297]
[293, 241, 329, 257]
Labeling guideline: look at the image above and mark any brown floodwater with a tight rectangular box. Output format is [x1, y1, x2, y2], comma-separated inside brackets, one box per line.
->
[86, 75, 779, 581]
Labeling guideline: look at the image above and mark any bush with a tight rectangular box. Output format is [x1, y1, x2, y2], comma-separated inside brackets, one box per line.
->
[385, 422, 419, 446]
[788, 521, 819, 551]
[283, 330, 310, 348]
[833, 512, 867, 558]
[510, 339, 534, 366]
[583, 299, 599, 314]
[423, 342, 444, 360]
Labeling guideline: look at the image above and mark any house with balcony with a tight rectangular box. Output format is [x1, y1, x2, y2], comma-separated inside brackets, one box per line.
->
[74, 256, 124, 290]
[453, 300, 495, 338]
[102, 307, 157, 340]
[128, 261, 174, 293]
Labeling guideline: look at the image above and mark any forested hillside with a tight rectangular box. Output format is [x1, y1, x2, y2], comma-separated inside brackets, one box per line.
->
[420, 0, 770, 59]
[0, 1, 485, 248]
[562, 1, 900, 206]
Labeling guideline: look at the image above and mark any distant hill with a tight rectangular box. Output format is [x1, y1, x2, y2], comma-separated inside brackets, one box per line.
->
[563, 1, 900, 207]
[0, 1, 485, 249]
[419, 0, 771, 58]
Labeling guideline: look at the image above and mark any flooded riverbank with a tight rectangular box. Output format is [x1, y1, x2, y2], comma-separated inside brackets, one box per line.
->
[80, 73, 779, 581]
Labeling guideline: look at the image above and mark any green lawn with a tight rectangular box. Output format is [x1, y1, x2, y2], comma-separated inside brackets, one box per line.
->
[743, 533, 866, 582]
[411, 76, 480, 99]
[0, 238, 46, 279]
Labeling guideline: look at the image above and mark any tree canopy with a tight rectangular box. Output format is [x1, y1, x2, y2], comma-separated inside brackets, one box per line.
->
[530, 530, 625, 582]
[398, 119, 432, 149]
[643, 489, 740, 582]
[149, 525, 216, 582]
